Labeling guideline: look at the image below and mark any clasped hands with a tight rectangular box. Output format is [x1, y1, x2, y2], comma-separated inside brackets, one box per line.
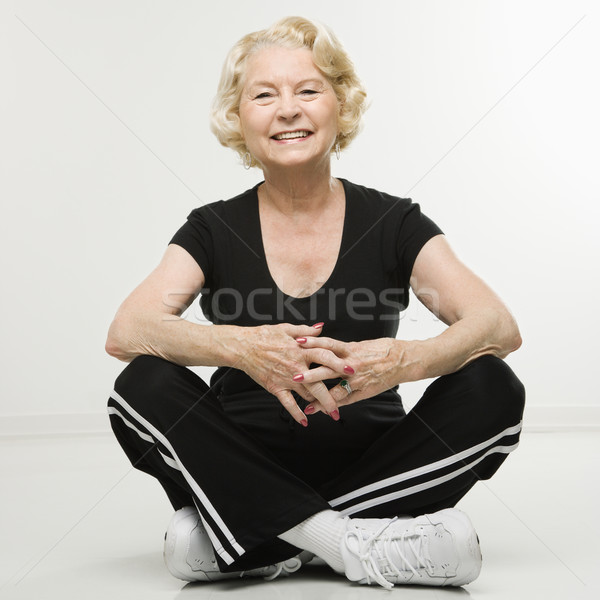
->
[238, 322, 403, 427]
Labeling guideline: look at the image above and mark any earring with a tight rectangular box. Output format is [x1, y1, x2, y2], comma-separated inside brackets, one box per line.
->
[335, 142, 341, 160]
[243, 152, 252, 170]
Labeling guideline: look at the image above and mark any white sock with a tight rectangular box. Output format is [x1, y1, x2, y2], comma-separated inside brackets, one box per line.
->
[278, 509, 347, 574]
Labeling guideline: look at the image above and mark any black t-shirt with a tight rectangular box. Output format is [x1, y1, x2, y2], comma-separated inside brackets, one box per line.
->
[170, 178, 442, 398]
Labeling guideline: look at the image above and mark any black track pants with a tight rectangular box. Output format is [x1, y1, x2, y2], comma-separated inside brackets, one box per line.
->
[108, 354, 525, 572]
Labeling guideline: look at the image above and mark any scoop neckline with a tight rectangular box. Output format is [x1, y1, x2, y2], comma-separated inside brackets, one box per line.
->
[253, 178, 350, 301]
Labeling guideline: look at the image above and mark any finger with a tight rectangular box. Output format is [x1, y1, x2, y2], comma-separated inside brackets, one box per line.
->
[334, 394, 359, 408]
[329, 383, 354, 404]
[304, 386, 359, 415]
[295, 365, 340, 384]
[292, 385, 316, 404]
[301, 347, 355, 377]
[275, 390, 309, 427]
[295, 335, 346, 354]
[282, 322, 325, 340]
[303, 397, 327, 415]
[303, 381, 340, 420]
[304, 390, 361, 416]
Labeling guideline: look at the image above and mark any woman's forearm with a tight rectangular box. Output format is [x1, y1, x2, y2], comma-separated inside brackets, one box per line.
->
[105, 310, 241, 367]
[395, 307, 522, 383]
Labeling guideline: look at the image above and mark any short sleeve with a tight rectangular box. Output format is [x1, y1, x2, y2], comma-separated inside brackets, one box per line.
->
[169, 205, 216, 286]
[397, 202, 443, 281]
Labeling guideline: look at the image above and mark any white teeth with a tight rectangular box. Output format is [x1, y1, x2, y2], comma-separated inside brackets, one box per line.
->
[274, 131, 310, 140]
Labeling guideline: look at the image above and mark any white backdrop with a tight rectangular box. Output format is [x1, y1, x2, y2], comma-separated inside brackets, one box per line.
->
[1, 0, 598, 433]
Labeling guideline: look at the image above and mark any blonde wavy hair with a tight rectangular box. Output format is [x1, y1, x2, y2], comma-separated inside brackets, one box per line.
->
[210, 16, 367, 167]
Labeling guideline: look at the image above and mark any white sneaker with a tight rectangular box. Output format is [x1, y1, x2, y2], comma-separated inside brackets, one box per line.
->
[340, 508, 482, 589]
[163, 506, 309, 582]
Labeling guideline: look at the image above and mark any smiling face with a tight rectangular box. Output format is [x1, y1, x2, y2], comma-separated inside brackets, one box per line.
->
[238, 45, 339, 173]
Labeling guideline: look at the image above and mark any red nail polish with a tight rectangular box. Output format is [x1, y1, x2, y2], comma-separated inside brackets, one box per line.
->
[293, 373, 304, 382]
[330, 409, 340, 421]
[312, 322, 325, 329]
[301, 418, 308, 428]
[343, 365, 355, 375]
[304, 404, 316, 415]
[296, 337, 307, 343]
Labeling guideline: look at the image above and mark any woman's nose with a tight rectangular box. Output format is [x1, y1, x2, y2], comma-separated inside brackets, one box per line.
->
[277, 92, 301, 120]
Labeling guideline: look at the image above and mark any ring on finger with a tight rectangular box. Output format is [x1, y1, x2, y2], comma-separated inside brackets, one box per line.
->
[340, 379, 353, 395]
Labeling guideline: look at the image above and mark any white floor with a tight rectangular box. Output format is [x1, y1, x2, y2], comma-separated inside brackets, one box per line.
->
[0, 430, 598, 600]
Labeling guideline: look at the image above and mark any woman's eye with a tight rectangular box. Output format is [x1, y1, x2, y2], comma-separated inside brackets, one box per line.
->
[255, 92, 272, 99]
[300, 89, 318, 95]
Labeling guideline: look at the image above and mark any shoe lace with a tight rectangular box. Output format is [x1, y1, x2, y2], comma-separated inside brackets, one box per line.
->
[344, 517, 434, 590]
[261, 556, 303, 581]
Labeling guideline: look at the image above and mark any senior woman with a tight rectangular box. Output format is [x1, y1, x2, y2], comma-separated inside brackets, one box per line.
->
[106, 16, 525, 590]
